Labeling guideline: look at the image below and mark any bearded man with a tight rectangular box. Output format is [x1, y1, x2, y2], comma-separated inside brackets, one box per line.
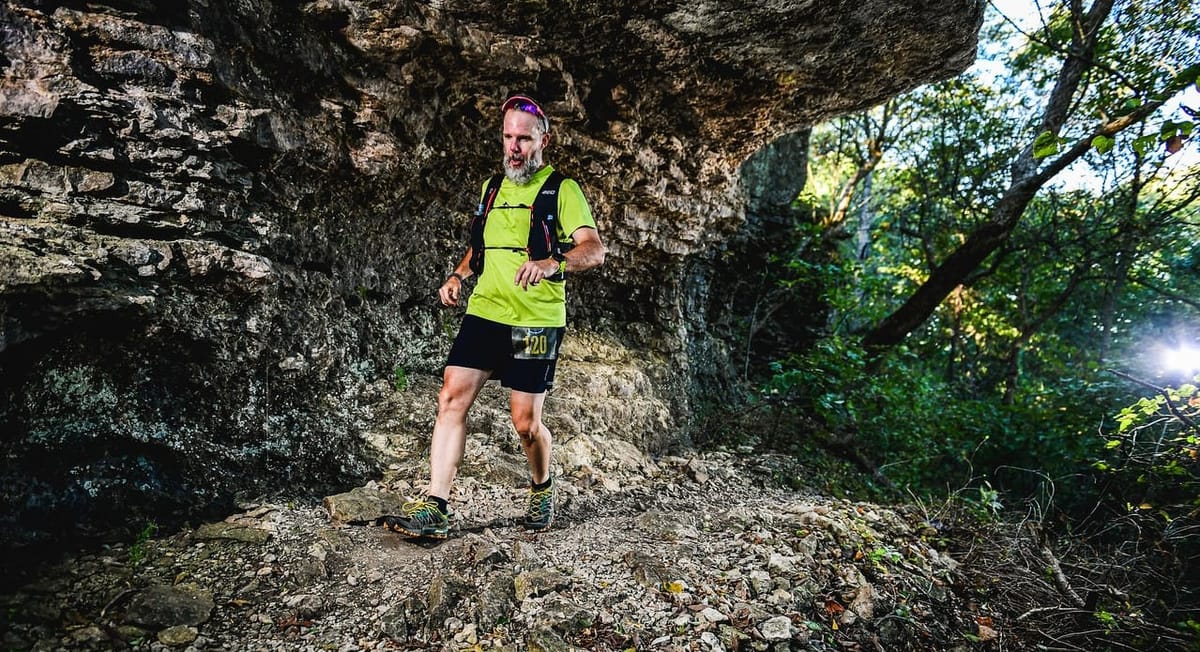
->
[389, 93, 605, 538]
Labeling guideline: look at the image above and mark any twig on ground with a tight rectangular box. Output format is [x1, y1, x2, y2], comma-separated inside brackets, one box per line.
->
[1032, 525, 1087, 608]
[1017, 606, 1086, 622]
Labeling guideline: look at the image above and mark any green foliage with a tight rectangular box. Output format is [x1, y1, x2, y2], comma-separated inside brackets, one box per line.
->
[1098, 373, 1200, 523]
[128, 521, 158, 567]
[1033, 130, 1062, 159]
[970, 481, 1004, 520]
[1091, 134, 1115, 154]
[393, 365, 408, 391]
[764, 338, 1107, 496]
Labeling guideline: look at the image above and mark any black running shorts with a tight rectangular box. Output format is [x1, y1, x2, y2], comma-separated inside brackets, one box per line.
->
[446, 314, 565, 394]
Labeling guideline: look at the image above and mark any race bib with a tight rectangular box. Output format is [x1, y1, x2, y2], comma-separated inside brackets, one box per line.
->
[512, 327, 560, 360]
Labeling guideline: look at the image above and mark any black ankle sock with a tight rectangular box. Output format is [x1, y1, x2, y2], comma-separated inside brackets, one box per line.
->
[430, 495, 449, 515]
[532, 476, 553, 491]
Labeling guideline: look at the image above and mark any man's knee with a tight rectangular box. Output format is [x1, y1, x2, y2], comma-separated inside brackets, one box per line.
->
[511, 411, 542, 442]
[438, 383, 474, 416]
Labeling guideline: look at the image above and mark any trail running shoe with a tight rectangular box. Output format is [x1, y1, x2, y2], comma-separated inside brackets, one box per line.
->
[524, 480, 555, 531]
[385, 497, 449, 539]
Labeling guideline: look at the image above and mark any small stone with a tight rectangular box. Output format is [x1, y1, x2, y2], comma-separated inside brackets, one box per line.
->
[323, 486, 405, 523]
[307, 542, 328, 561]
[454, 622, 478, 644]
[124, 584, 215, 628]
[380, 598, 427, 643]
[115, 625, 148, 641]
[625, 551, 669, 590]
[526, 627, 569, 652]
[474, 573, 517, 631]
[68, 625, 108, 645]
[700, 607, 727, 623]
[157, 625, 198, 647]
[767, 553, 795, 575]
[719, 624, 751, 649]
[514, 568, 572, 601]
[193, 522, 270, 544]
[428, 573, 471, 623]
[766, 588, 792, 606]
[473, 542, 509, 566]
[700, 630, 725, 651]
[849, 582, 876, 621]
[748, 569, 772, 595]
[760, 615, 793, 641]
[513, 541, 540, 565]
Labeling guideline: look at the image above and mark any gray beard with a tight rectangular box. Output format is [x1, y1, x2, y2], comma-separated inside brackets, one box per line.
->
[503, 153, 542, 185]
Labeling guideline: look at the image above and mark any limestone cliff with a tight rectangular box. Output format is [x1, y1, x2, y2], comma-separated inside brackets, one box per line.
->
[0, 0, 983, 551]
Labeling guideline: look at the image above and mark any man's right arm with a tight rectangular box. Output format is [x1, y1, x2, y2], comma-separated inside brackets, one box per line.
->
[439, 249, 474, 307]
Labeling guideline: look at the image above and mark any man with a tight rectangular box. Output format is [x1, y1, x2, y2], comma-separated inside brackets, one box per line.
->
[390, 93, 605, 538]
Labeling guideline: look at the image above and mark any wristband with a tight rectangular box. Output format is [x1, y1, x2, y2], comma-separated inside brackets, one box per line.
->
[447, 272, 464, 283]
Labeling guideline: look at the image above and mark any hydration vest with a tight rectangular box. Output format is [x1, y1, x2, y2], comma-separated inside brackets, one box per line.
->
[468, 171, 571, 282]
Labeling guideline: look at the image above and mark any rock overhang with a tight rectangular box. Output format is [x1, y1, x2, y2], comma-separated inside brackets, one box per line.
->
[0, 0, 985, 554]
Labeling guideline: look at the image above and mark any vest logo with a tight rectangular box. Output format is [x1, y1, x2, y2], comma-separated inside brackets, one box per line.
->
[541, 189, 557, 196]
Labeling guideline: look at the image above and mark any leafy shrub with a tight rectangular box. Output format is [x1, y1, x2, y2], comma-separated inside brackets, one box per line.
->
[764, 337, 1107, 499]
[1096, 373, 1200, 533]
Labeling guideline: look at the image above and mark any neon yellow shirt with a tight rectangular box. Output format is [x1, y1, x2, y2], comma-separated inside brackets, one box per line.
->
[466, 165, 596, 327]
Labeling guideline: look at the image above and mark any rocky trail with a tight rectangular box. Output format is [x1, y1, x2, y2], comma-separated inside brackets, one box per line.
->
[0, 446, 1008, 652]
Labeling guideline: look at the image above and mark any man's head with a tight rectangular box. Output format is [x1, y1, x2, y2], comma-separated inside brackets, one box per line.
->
[501, 94, 550, 185]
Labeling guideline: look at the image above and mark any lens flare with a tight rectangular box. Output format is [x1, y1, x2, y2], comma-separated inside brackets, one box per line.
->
[1161, 344, 1200, 374]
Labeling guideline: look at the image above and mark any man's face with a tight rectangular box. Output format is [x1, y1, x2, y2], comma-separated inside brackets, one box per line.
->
[502, 109, 548, 185]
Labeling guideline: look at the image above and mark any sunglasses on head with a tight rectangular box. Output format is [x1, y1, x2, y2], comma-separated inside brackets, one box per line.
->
[502, 96, 549, 131]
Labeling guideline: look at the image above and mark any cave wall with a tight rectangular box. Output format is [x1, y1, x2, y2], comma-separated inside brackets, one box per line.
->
[0, 0, 983, 549]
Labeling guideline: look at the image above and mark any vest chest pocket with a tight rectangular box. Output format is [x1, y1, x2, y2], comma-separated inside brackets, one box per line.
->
[512, 327, 560, 360]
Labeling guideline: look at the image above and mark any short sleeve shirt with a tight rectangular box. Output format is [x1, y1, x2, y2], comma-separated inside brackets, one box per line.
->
[465, 165, 596, 327]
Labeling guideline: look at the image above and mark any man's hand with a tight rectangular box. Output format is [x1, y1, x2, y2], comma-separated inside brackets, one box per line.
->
[515, 259, 560, 290]
[439, 275, 463, 306]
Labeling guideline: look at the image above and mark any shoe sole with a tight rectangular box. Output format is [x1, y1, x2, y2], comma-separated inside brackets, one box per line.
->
[523, 517, 554, 531]
[395, 528, 449, 539]
[384, 522, 449, 539]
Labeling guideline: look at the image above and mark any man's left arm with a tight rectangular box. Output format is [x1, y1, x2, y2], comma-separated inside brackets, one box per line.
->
[563, 226, 604, 273]
[514, 226, 605, 289]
